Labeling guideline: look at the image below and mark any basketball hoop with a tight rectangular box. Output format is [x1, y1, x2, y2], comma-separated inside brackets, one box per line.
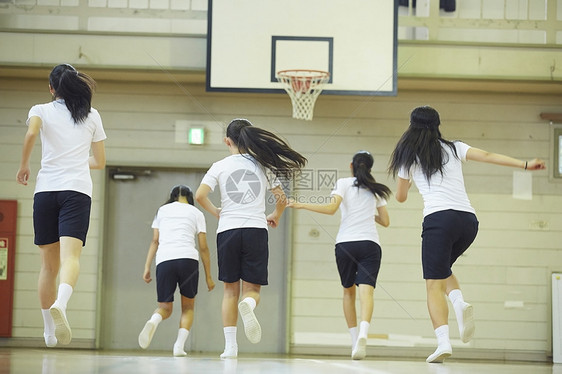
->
[276, 69, 330, 121]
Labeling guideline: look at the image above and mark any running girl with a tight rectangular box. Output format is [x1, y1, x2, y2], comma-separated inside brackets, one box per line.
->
[388, 105, 545, 363]
[16, 63, 106, 347]
[288, 151, 390, 360]
[138, 185, 215, 356]
[195, 118, 306, 359]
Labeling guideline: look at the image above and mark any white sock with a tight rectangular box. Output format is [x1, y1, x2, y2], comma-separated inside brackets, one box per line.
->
[175, 328, 189, 346]
[149, 313, 163, 326]
[448, 289, 464, 305]
[359, 321, 370, 338]
[435, 325, 451, 349]
[55, 283, 73, 310]
[42, 309, 55, 335]
[448, 289, 466, 330]
[173, 328, 189, 356]
[224, 326, 237, 348]
[348, 326, 358, 348]
[241, 297, 256, 310]
[41, 309, 57, 347]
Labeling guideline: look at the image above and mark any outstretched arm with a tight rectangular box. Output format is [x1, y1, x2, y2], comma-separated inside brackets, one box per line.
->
[266, 185, 287, 228]
[16, 116, 41, 185]
[466, 147, 546, 170]
[195, 184, 221, 219]
[287, 194, 342, 215]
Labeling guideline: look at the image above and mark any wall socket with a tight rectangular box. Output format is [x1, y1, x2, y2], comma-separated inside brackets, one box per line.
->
[530, 220, 549, 231]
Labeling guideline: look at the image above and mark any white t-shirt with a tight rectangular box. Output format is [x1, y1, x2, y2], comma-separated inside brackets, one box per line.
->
[28, 100, 107, 197]
[200, 154, 280, 233]
[331, 177, 387, 245]
[151, 201, 206, 265]
[398, 141, 475, 217]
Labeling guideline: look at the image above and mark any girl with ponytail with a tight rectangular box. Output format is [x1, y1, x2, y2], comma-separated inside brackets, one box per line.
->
[139, 185, 215, 356]
[288, 150, 391, 360]
[388, 105, 545, 363]
[16, 64, 106, 348]
[195, 118, 306, 358]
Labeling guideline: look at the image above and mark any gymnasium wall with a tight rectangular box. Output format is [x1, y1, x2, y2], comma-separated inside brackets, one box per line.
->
[1, 75, 560, 359]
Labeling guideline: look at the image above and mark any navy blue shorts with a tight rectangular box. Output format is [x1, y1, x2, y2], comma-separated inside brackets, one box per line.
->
[217, 228, 268, 285]
[156, 258, 199, 302]
[33, 191, 91, 246]
[421, 209, 479, 279]
[335, 240, 382, 288]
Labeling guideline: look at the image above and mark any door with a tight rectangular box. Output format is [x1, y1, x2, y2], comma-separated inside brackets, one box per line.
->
[100, 166, 288, 354]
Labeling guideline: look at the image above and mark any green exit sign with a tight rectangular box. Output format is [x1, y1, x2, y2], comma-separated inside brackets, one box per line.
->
[188, 127, 205, 145]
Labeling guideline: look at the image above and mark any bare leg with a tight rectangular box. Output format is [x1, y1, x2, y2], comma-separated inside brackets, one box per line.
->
[155, 302, 173, 321]
[358, 284, 374, 323]
[425, 278, 452, 363]
[222, 281, 241, 327]
[446, 273, 461, 295]
[426, 279, 448, 329]
[221, 281, 241, 358]
[58, 236, 82, 287]
[351, 284, 374, 360]
[47, 237, 82, 346]
[173, 296, 195, 356]
[179, 296, 195, 330]
[38, 243, 60, 309]
[38, 243, 60, 346]
[241, 281, 261, 306]
[342, 286, 357, 328]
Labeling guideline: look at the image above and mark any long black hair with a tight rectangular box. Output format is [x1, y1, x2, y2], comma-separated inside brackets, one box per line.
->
[226, 119, 307, 179]
[165, 185, 194, 205]
[49, 64, 96, 124]
[352, 151, 391, 200]
[388, 106, 458, 182]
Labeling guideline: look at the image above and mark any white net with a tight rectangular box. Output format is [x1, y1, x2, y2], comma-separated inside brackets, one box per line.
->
[276, 70, 330, 121]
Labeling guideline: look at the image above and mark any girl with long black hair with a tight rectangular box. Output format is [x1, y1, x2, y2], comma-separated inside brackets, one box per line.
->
[16, 64, 106, 347]
[288, 151, 391, 360]
[139, 185, 215, 356]
[195, 118, 307, 358]
[388, 105, 545, 363]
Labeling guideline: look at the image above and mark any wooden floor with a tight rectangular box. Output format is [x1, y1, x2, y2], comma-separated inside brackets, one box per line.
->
[0, 348, 560, 374]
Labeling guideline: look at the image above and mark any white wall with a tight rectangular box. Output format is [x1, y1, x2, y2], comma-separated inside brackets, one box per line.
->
[1, 75, 560, 360]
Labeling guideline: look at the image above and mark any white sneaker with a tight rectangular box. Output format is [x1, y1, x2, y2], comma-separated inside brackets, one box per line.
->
[426, 345, 452, 363]
[138, 321, 157, 349]
[220, 345, 238, 359]
[238, 300, 261, 344]
[460, 303, 475, 343]
[49, 304, 71, 345]
[44, 334, 57, 348]
[351, 336, 367, 360]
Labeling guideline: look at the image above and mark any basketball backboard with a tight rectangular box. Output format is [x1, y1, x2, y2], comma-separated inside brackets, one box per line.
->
[206, 0, 398, 96]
